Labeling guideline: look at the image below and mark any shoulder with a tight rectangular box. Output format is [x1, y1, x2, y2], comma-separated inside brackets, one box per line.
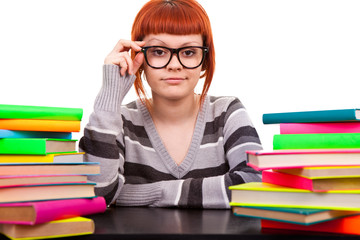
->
[206, 95, 245, 118]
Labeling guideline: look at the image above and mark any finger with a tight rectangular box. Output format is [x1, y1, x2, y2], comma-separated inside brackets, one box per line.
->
[118, 57, 128, 76]
[112, 39, 130, 52]
[122, 53, 134, 75]
[132, 52, 145, 74]
[113, 40, 145, 53]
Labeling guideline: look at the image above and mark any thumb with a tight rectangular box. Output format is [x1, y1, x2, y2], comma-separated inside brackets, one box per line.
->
[132, 52, 145, 74]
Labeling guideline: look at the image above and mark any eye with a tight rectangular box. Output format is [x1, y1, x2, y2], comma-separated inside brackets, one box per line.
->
[149, 48, 167, 57]
[182, 49, 196, 57]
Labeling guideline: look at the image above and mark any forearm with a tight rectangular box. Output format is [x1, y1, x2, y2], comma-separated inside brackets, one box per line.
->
[117, 175, 232, 209]
[79, 64, 135, 205]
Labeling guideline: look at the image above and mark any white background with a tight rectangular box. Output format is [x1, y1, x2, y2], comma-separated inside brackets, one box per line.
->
[1, 0, 359, 150]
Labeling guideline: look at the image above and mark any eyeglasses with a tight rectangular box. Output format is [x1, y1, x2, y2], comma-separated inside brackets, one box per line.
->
[141, 46, 209, 69]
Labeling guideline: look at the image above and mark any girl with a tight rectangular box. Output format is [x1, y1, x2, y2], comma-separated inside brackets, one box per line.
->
[79, 0, 262, 208]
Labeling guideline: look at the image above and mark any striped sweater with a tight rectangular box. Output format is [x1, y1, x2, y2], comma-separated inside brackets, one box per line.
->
[79, 64, 263, 209]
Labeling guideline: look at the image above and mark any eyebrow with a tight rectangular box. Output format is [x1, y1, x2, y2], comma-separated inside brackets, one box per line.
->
[146, 38, 202, 47]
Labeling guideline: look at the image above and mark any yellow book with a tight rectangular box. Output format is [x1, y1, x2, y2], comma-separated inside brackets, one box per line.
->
[229, 182, 360, 211]
[0, 152, 84, 163]
[0, 217, 94, 240]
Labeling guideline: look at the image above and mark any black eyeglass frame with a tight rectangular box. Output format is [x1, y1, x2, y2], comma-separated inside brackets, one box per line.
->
[141, 46, 209, 69]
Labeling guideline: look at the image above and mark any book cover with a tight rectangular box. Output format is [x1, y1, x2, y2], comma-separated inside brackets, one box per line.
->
[229, 182, 360, 211]
[0, 119, 80, 132]
[263, 108, 360, 124]
[0, 162, 100, 176]
[0, 197, 106, 225]
[0, 152, 84, 164]
[275, 166, 360, 179]
[0, 182, 96, 203]
[0, 216, 94, 240]
[0, 130, 72, 139]
[0, 174, 87, 187]
[246, 149, 360, 170]
[280, 122, 360, 134]
[273, 133, 360, 150]
[0, 138, 77, 155]
[0, 104, 83, 121]
[261, 214, 360, 235]
[233, 206, 359, 225]
[262, 170, 360, 192]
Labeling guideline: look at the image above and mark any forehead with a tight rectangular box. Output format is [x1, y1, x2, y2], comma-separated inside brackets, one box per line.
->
[143, 33, 203, 47]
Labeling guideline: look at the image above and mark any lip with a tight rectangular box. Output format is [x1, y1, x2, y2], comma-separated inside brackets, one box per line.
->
[162, 77, 186, 84]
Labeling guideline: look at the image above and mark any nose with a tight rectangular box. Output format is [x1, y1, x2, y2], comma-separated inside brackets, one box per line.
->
[166, 53, 182, 70]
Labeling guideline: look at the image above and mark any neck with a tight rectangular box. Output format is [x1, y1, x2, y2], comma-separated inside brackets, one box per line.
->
[150, 93, 200, 124]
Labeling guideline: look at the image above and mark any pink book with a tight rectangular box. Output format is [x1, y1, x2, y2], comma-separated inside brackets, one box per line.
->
[0, 197, 106, 225]
[262, 170, 360, 192]
[280, 122, 360, 134]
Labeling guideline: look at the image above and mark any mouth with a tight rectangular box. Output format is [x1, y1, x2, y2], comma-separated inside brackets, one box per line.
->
[162, 77, 186, 84]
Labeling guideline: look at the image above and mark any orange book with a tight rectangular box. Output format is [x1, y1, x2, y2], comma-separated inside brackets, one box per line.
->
[0, 119, 80, 132]
[261, 214, 360, 235]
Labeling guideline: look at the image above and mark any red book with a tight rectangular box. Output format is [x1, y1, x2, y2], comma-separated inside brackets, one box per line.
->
[261, 214, 360, 235]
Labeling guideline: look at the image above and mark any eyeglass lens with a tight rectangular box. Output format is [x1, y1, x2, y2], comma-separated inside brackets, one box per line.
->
[144, 47, 206, 69]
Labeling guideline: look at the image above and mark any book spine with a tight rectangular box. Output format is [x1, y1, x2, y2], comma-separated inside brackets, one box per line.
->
[273, 133, 360, 150]
[0, 138, 46, 155]
[263, 109, 357, 124]
[34, 197, 106, 224]
[0, 130, 72, 139]
[261, 214, 360, 235]
[280, 122, 360, 134]
[262, 171, 315, 191]
[0, 119, 80, 132]
[0, 104, 83, 121]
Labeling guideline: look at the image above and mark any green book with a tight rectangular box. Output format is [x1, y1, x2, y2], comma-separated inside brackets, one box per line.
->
[0, 138, 77, 155]
[263, 108, 360, 124]
[0, 104, 83, 121]
[273, 133, 360, 150]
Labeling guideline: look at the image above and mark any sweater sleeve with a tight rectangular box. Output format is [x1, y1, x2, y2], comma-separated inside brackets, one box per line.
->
[221, 98, 263, 199]
[117, 97, 263, 209]
[79, 64, 135, 205]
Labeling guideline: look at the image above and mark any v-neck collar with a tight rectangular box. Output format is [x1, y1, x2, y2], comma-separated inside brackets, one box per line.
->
[136, 95, 209, 179]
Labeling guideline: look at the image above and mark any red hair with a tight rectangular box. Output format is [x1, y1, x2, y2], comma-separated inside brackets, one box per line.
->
[131, 0, 215, 106]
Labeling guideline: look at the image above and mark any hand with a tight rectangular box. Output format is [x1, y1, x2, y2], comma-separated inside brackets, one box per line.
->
[104, 39, 145, 76]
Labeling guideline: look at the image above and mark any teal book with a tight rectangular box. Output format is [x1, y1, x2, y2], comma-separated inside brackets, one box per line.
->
[273, 133, 360, 150]
[0, 138, 77, 155]
[263, 108, 360, 124]
[0, 130, 72, 139]
[232, 206, 359, 225]
[0, 104, 83, 121]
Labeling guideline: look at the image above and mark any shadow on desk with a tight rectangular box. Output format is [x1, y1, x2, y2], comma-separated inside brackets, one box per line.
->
[2, 207, 360, 240]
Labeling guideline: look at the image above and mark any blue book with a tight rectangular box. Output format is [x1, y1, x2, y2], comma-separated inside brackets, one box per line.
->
[232, 206, 359, 225]
[0, 130, 72, 139]
[263, 108, 360, 124]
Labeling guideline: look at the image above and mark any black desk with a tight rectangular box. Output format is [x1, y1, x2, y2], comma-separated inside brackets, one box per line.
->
[60, 207, 360, 240]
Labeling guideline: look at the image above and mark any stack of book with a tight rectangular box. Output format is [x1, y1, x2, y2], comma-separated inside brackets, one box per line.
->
[0, 104, 106, 240]
[229, 108, 360, 235]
